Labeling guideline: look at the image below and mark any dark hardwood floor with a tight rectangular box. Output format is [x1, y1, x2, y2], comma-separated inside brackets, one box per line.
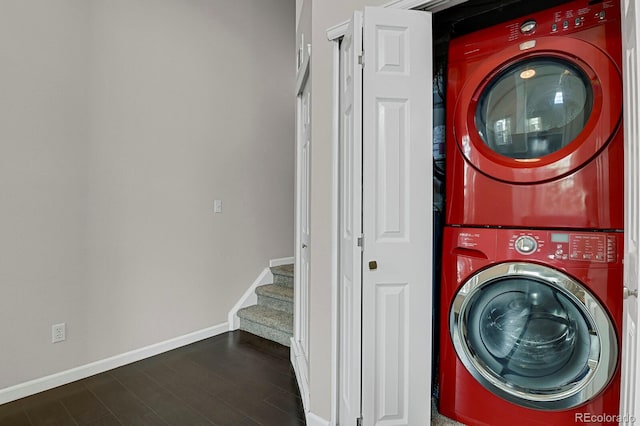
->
[0, 331, 306, 426]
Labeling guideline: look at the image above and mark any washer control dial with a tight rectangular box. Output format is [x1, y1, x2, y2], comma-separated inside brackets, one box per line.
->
[515, 235, 538, 255]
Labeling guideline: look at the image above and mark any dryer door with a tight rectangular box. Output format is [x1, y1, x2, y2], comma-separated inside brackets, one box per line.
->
[453, 37, 622, 183]
[450, 262, 618, 410]
[476, 58, 592, 160]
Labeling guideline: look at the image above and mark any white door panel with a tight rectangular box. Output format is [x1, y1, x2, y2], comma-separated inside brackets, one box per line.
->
[294, 53, 311, 408]
[339, 11, 363, 426]
[300, 81, 311, 363]
[361, 8, 432, 426]
[621, 0, 640, 422]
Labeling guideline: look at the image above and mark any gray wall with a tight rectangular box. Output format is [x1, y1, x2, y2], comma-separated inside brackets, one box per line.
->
[0, 0, 294, 390]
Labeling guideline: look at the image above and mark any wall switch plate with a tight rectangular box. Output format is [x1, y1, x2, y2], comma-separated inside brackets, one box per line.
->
[52, 323, 66, 343]
[214, 199, 222, 213]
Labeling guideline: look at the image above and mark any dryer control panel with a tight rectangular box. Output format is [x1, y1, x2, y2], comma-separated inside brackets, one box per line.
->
[504, 0, 618, 41]
[548, 0, 617, 35]
[449, 0, 621, 63]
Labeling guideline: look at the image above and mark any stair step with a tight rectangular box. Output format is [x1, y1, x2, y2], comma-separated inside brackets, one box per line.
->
[238, 305, 293, 333]
[271, 264, 294, 288]
[238, 305, 293, 347]
[256, 284, 294, 314]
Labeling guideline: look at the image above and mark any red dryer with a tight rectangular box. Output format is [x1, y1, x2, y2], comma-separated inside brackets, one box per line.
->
[445, 0, 623, 230]
[438, 226, 622, 425]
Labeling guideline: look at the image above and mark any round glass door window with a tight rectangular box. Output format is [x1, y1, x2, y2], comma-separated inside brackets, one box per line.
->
[475, 58, 593, 159]
[450, 263, 617, 410]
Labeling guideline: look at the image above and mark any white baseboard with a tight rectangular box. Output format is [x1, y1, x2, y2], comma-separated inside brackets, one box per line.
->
[291, 338, 330, 426]
[290, 337, 310, 411]
[270, 256, 294, 267]
[0, 322, 228, 405]
[227, 267, 272, 330]
[307, 412, 331, 426]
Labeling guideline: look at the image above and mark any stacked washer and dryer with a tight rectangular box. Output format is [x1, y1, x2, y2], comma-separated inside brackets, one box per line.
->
[438, 0, 624, 424]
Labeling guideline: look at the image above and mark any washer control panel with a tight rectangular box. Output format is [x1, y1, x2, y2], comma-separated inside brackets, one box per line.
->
[507, 231, 618, 263]
[453, 228, 621, 265]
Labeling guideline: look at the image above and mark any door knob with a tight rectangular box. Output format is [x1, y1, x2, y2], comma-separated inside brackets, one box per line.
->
[624, 286, 638, 299]
[368, 261, 378, 270]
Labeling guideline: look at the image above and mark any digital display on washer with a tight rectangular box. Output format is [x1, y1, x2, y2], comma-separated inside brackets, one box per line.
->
[551, 233, 570, 243]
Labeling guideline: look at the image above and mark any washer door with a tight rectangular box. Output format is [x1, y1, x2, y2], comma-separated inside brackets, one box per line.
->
[453, 37, 622, 183]
[450, 262, 618, 410]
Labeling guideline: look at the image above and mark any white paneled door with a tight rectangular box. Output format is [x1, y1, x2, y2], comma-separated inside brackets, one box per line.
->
[621, 0, 640, 423]
[294, 51, 311, 408]
[339, 7, 433, 426]
[299, 70, 311, 361]
[361, 8, 432, 426]
[339, 11, 363, 426]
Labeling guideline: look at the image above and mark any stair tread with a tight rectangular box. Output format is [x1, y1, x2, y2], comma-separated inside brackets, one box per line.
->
[270, 264, 294, 278]
[237, 305, 293, 334]
[256, 284, 293, 302]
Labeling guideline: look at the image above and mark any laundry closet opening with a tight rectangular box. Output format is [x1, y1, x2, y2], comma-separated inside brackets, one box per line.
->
[429, 0, 624, 425]
[328, 1, 633, 425]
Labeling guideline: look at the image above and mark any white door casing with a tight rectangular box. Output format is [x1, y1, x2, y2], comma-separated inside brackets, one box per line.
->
[339, 10, 364, 426]
[294, 52, 311, 410]
[361, 7, 433, 426]
[621, 0, 640, 423]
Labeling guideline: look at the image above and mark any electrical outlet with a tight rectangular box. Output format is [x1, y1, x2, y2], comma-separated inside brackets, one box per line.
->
[214, 199, 222, 213]
[52, 323, 66, 343]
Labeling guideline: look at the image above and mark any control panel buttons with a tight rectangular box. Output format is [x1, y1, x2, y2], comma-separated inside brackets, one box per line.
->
[515, 235, 538, 255]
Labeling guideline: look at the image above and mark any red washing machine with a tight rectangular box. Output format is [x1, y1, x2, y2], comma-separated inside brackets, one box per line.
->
[445, 0, 623, 230]
[438, 226, 622, 425]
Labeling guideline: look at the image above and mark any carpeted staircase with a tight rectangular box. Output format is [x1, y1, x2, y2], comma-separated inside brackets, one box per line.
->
[237, 264, 294, 347]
